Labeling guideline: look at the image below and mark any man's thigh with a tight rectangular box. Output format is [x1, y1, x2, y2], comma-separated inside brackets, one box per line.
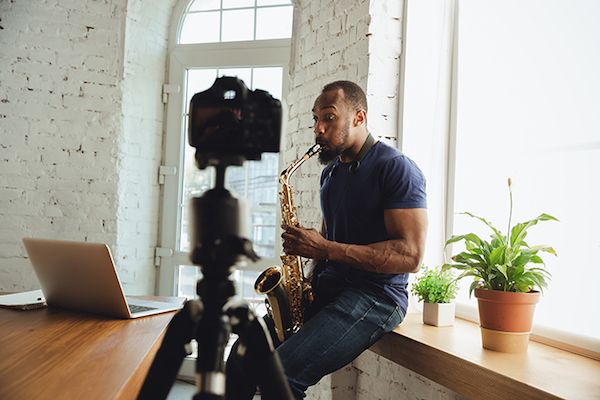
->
[275, 287, 402, 385]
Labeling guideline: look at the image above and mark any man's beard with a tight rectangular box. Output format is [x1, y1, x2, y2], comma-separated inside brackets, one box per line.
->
[318, 147, 340, 164]
[318, 122, 350, 165]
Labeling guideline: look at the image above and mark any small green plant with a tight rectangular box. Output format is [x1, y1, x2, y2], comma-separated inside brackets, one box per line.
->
[443, 178, 558, 296]
[411, 266, 458, 303]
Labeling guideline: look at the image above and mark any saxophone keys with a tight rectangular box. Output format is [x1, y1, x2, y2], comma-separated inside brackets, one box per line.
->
[306, 291, 314, 303]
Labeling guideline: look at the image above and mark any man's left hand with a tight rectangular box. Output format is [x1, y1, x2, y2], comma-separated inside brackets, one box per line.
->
[281, 225, 329, 259]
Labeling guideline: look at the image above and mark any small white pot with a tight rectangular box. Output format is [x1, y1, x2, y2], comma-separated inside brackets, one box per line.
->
[422, 302, 455, 327]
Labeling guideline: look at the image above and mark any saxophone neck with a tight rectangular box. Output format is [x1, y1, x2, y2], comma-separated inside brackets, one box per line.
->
[281, 144, 322, 183]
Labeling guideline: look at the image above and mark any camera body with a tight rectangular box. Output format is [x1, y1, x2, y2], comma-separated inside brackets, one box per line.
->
[188, 76, 282, 169]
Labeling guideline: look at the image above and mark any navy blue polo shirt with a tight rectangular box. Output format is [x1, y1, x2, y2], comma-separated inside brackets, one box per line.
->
[318, 140, 427, 315]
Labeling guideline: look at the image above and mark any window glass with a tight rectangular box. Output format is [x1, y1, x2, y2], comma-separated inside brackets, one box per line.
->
[452, 0, 600, 339]
[189, 0, 221, 11]
[180, 11, 220, 44]
[185, 69, 217, 114]
[222, 9, 255, 42]
[252, 67, 283, 99]
[222, 0, 255, 8]
[218, 68, 253, 85]
[255, 6, 293, 40]
[180, 67, 282, 263]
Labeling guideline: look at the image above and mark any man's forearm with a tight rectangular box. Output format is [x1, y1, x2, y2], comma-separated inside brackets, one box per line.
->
[324, 239, 422, 274]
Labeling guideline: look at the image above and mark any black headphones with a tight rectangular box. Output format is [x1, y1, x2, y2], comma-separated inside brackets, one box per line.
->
[329, 134, 375, 178]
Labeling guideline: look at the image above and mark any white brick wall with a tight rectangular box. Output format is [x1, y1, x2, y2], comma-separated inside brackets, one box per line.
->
[115, 0, 176, 294]
[0, 0, 174, 294]
[287, 0, 389, 397]
[365, 0, 403, 142]
[354, 351, 467, 400]
[288, 1, 465, 399]
[0, 0, 126, 291]
[287, 0, 371, 233]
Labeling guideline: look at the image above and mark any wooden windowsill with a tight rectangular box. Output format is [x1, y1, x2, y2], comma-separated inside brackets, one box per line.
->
[369, 313, 600, 400]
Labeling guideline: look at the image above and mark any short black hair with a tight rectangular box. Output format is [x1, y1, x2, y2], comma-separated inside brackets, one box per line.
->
[322, 80, 368, 113]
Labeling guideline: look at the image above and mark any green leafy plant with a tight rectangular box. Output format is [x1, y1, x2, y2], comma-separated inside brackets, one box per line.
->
[443, 178, 558, 296]
[411, 266, 459, 303]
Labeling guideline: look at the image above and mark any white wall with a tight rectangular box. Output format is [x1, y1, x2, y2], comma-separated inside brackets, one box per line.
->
[117, 0, 176, 293]
[287, 1, 465, 399]
[0, 0, 175, 294]
[354, 351, 467, 400]
[286, 0, 371, 233]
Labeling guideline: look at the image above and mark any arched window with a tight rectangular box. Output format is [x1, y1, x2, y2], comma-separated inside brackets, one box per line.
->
[158, 0, 293, 312]
[179, 0, 293, 44]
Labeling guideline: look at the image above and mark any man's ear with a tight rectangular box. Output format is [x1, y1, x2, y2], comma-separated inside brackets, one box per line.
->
[353, 110, 367, 127]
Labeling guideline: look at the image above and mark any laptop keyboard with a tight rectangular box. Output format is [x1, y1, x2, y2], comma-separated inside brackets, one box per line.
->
[129, 304, 157, 314]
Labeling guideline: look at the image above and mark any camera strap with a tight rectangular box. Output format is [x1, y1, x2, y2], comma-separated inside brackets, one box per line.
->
[348, 133, 376, 174]
[355, 133, 376, 163]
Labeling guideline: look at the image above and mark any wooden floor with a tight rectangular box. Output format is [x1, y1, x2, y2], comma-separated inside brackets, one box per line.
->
[168, 381, 260, 400]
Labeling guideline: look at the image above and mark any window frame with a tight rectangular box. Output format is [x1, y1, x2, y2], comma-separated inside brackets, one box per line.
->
[158, 0, 292, 297]
[401, 0, 600, 359]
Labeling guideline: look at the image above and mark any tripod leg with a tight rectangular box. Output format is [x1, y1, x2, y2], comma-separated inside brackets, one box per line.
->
[137, 300, 203, 400]
[192, 312, 230, 400]
[227, 304, 294, 400]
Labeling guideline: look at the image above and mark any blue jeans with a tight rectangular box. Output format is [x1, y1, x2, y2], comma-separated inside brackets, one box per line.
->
[226, 286, 404, 399]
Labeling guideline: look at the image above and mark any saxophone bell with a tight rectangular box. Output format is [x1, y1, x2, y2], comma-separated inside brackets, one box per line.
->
[255, 266, 294, 342]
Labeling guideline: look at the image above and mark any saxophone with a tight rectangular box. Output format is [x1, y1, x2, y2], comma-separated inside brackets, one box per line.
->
[254, 144, 321, 342]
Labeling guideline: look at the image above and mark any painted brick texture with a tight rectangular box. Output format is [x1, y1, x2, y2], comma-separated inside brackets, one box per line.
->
[0, 0, 126, 291]
[115, 0, 175, 294]
[287, 0, 399, 398]
[286, 0, 402, 233]
[287, 1, 463, 399]
[0, 0, 173, 294]
[286, 0, 371, 237]
[354, 350, 467, 400]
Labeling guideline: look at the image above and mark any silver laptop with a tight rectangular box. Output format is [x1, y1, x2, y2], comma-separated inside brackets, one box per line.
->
[22, 238, 183, 318]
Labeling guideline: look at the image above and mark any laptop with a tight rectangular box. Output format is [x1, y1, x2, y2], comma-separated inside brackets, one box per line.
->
[22, 238, 183, 318]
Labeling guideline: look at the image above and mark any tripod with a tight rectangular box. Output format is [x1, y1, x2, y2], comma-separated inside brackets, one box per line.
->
[137, 164, 293, 400]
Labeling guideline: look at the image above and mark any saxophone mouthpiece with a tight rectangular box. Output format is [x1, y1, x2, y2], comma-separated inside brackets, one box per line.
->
[306, 144, 321, 157]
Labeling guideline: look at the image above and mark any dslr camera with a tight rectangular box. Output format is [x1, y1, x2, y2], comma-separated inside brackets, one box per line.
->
[188, 76, 282, 169]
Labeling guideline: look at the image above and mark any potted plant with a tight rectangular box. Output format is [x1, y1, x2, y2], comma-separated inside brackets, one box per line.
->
[443, 178, 558, 352]
[411, 266, 459, 326]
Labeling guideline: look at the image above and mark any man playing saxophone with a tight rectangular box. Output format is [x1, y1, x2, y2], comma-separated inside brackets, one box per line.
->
[227, 80, 428, 399]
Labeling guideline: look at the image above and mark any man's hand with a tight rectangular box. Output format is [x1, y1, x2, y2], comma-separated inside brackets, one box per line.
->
[281, 225, 329, 260]
[282, 208, 427, 274]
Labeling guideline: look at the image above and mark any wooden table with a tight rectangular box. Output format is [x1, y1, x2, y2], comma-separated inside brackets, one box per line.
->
[0, 298, 181, 400]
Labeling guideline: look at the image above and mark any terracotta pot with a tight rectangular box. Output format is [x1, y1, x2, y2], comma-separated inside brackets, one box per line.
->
[474, 288, 540, 333]
[480, 328, 531, 353]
